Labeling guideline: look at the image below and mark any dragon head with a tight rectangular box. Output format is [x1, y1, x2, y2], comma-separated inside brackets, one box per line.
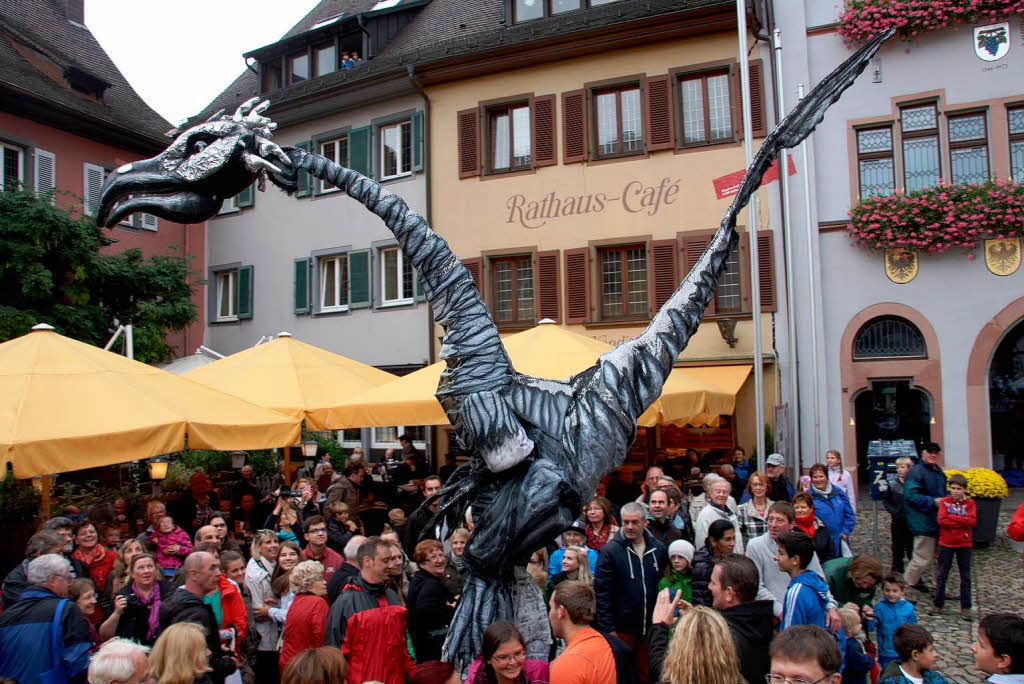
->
[96, 98, 298, 227]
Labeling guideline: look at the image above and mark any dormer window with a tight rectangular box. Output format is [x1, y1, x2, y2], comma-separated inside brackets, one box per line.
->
[315, 44, 337, 76]
[262, 62, 282, 91]
[288, 52, 310, 84]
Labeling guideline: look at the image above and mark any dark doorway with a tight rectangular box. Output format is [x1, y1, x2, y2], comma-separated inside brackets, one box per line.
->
[854, 379, 932, 482]
[990, 319, 1024, 471]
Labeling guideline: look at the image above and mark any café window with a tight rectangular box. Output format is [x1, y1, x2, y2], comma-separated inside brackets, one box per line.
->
[678, 70, 733, 146]
[288, 52, 310, 84]
[593, 84, 643, 159]
[714, 245, 742, 312]
[856, 126, 896, 199]
[900, 103, 940, 193]
[1010, 106, 1024, 181]
[492, 255, 534, 325]
[488, 103, 532, 172]
[599, 245, 648, 319]
[948, 112, 989, 185]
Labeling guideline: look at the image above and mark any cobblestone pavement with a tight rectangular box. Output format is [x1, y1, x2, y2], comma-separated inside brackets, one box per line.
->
[848, 488, 1024, 683]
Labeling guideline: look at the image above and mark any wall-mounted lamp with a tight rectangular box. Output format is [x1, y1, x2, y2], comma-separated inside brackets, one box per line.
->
[717, 318, 738, 348]
[148, 457, 168, 480]
[301, 438, 319, 469]
[230, 451, 248, 469]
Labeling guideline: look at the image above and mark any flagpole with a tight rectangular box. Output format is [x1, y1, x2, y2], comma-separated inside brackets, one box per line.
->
[772, 28, 801, 471]
[736, 0, 766, 471]
[798, 82, 823, 464]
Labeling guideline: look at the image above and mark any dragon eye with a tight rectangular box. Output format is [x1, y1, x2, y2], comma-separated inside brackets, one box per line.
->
[193, 140, 208, 153]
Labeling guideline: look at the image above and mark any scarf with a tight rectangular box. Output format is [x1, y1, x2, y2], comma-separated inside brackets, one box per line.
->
[795, 512, 817, 538]
[447, 551, 466, 572]
[810, 481, 833, 497]
[72, 543, 106, 568]
[132, 581, 162, 641]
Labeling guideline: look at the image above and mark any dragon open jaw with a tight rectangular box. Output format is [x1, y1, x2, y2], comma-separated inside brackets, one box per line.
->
[99, 189, 224, 228]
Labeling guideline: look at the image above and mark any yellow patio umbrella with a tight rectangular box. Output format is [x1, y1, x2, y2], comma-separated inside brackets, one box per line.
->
[185, 332, 398, 431]
[334, 322, 746, 429]
[0, 325, 302, 478]
[637, 364, 752, 428]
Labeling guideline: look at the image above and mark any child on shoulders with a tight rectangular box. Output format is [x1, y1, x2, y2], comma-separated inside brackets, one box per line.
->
[151, 515, 192, 577]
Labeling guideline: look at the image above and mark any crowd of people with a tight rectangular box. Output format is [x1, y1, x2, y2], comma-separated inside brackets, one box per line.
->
[0, 439, 1021, 684]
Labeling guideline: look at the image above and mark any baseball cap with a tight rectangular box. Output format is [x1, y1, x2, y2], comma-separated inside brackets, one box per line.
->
[766, 453, 785, 467]
[562, 521, 586, 536]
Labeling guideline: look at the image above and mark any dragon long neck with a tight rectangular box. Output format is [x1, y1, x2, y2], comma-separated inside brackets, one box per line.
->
[290, 150, 513, 425]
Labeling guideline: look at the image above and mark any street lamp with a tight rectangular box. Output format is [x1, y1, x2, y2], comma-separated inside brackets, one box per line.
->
[230, 451, 248, 469]
[148, 457, 168, 480]
[301, 438, 318, 470]
[717, 318, 738, 348]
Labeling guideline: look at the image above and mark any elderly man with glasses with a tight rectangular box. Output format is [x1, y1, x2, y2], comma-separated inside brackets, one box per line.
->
[0, 554, 93, 682]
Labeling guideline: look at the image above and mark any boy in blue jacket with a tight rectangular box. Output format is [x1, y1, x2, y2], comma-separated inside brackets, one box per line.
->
[778, 530, 847, 669]
[872, 574, 918, 668]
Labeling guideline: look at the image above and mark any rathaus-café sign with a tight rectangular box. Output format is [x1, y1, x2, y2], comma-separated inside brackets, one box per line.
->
[505, 177, 681, 229]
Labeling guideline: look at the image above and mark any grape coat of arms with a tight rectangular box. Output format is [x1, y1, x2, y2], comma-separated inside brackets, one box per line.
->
[974, 23, 1010, 62]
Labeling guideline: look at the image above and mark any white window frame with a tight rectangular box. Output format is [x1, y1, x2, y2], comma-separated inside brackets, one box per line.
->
[216, 269, 238, 322]
[1, 143, 24, 192]
[379, 120, 412, 181]
[318, 136, 348, 194]
[371, 425, 427, 449]
[319, 254, 349, 313]
[338, 428, 363, 448]
[379, 246, 415, 307]
[219, 195, 238, 214]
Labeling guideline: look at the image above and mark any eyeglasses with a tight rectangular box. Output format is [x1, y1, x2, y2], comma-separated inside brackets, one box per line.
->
[766, 673, 835, 684]
[493, 650, 527, 665]
[211, 522, 227, 528]
[308, 528, 327, 534]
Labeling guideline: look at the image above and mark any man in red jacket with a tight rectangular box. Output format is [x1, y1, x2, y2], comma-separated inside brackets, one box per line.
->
[325, 537, 414, 684]
[1008, 501, 1024, 570]
[929, 474, 976, 620]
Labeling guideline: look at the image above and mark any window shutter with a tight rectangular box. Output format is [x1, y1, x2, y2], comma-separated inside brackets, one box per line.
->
[531, 95, 557, 168]
[757, 230, 776, 312]
[734, 60, 767, 139]
[680, 234, 715, 315]
[535, 250, 561, 323]
[561, 90, 588, 164]
[237, 183, 255, 208]
[296, 141, 312, 197]
[140, 213, 158, 231]
[644, 75, 675, 152]
[237, 265, 254, 319]
[34, 149, 56, 202]
[457, 108, 480, 179]
[348, 249, 371, 309]
[414, 268, 425, 302]
[649, 239, 679, 314]
[348, 126, 372, 179]
[411, 110, 424, 172]
[460, 257, 484, 299]
[563, 247, 591, 324]
[83, 163, 104, 217]
[294, 257, 311, 314]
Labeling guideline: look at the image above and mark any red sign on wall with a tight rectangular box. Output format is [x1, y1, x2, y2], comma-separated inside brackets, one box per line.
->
[712, 156, 798, 200]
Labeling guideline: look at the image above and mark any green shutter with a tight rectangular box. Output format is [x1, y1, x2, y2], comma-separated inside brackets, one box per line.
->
[293, 258, 311, 314]
[237, 183, 254, 208]
[296, 141, 312, 197]
[411, 110, 424, 173]
[414, 267, 425, 302]
[348, 249, 371, 309]
[237, 265, 254, 319]
[349, 126, 372, 178]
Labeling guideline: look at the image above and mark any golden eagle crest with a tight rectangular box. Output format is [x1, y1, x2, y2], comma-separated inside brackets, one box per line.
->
[985, 238, 1021, 276]
[885, 248, 918, 284]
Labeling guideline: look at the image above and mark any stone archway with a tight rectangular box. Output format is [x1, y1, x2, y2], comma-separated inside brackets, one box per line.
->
[839, 303, 943, 488]
[966, 295, 1024, 468]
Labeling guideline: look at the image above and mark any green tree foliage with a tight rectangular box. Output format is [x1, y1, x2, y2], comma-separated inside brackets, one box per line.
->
[0, 190, 197, 363]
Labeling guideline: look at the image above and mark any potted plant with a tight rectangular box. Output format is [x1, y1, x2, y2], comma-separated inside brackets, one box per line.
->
[944, 467, 1009, 547]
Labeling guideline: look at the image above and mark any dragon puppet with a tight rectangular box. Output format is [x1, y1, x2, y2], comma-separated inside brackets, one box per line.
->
[97, 28, 893, 666]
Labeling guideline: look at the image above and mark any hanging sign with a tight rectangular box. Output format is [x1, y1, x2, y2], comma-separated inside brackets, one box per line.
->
[712, 156, 797, 200]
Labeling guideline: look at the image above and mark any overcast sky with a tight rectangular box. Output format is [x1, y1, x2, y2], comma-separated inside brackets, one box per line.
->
[87, 0, 321, 124]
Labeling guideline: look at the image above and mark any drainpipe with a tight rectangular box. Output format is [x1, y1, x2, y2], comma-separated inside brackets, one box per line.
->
[407, 64, 438, 465]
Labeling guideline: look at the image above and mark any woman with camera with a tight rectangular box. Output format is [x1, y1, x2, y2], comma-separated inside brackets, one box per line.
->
[98, 552, 174, 646]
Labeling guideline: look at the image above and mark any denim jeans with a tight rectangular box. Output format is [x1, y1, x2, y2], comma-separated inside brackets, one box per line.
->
[933, 546, 972, 608]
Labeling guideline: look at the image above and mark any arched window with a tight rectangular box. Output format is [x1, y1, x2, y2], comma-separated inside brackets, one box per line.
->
[853, 316, 926, 360]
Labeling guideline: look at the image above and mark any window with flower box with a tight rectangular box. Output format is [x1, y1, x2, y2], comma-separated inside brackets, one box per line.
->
[947, 112, 989, 185]
[1009, 106, 1024, 181]
[856, 126, 896, 199]
[900, 103, 940, 193]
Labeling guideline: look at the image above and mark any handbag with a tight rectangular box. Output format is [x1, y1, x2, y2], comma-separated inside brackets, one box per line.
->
[40, 598, 70, 684]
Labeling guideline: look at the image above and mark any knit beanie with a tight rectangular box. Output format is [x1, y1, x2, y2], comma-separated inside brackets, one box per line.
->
[667, 539, 695, 564]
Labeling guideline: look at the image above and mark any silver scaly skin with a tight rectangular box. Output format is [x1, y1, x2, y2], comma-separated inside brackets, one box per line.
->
[95, 27, 892, 666]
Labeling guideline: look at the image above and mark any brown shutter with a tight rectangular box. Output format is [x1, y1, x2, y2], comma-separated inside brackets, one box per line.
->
[644, 75, 675, 152]
[680, 233, 715, 315]
[734, 60, 767, 139]
[564, 247, 591, 323]
[457, 108, 480, 178]
[648, 239, 679, 314]
[461, 257, 484, 300]
[535, 250, 561, 323]
[562, 89, 588, 164]
[532, 95, 557, 168]
[757, 230, 776, 311]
